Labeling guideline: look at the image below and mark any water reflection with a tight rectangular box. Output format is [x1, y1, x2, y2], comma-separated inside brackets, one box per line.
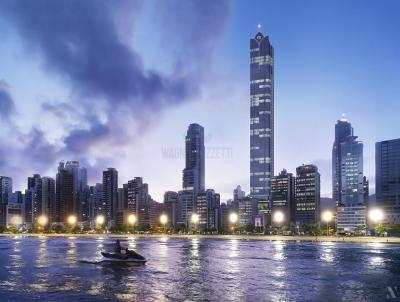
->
[320, 242, 335, 263]
[0, 237, 399, 302]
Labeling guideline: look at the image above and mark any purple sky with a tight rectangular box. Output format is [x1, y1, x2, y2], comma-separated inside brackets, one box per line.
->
[0, 0, 399, 202]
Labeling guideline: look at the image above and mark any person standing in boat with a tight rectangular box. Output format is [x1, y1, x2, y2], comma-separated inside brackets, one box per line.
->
[114, 239, 122, 253]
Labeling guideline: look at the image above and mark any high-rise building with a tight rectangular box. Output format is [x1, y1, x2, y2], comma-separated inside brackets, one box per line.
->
[238, 196, 258, 227]
[196, 189, 220, 230]
[163, 191, 179, 227]
[102, 168, 118, 226]
[332, 118, 353, 206]
[332, 119, 366, 233]
[295, 164, 320, 226]
[0, 176, 12, 227]
[182, 123, 205, 195]
[271, 169, 295, 226]
[376, 138, 400, 225]
[340, 136, 364, 206]
[56, 168, 74, 224]
[63, 161, 88, 222]
[88, 183, 103, 226]
[250, 30, 274, 200]
[233, 185, 245, 209]
[126, 177, 150, 226]
[28, 174, 42, 225]
[178, 190, 194, 227]
[41, 177, 55, 223]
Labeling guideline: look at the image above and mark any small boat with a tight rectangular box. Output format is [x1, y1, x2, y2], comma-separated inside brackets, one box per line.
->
[100, 250, 147, 263]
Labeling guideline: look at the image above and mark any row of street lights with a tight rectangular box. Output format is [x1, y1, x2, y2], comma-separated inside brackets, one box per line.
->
[33, 208, 386, 234]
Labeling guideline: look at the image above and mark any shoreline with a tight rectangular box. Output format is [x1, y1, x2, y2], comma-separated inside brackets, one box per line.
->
[0, 233, 399, 244]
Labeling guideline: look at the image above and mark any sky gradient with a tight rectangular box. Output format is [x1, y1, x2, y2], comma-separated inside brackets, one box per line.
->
[0, 0, 399, 202]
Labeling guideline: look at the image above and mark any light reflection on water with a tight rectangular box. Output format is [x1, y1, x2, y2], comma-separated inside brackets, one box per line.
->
[0, 237, 399, 301]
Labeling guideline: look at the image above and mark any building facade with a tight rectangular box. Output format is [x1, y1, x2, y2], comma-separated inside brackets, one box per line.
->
[238, 196, 258, 227]
[340, 136, 364, 206]
[0, 176, 12, 227]
[336, 206, 367, 234]
[295, 164, 320, 226]
[376, 138, 400, 225]
[182, 123, 205, 195]
[196, 189, 220, 230]
[332, 118, 353, 206]
[250, 31, 274, 200]
[271, 169, 295, 227]
[163, 191, 179, 227]
[102, 168, 118, 226]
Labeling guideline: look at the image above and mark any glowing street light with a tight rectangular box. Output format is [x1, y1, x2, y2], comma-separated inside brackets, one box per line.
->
[160, 214, 168, 226]
[322, 210, 334, 236]
[191, 213, 199, 232]
[273, 211, 284, 224]
[191, 213, 199, 224]
[127, 213, 137, 226]
[67, 215, 77, 226]
[37, 215, 49, 227]
[229, 212, 238, 224]
[96, 215, 105, 227]
[369, 208, 384, 224]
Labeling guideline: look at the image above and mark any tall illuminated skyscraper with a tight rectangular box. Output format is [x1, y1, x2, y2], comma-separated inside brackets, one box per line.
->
[250, 30, 274, 200]
[183, 123, 205, 194]
[332, 117, 353, 206]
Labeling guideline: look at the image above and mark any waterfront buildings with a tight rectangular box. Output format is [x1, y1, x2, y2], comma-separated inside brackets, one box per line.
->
[41, 177, 55, 223]
[126, 177, 150, 226]
[28, 174, 42, 225]
[336, 206, 367, 235]
[163, 191, 179, 227]
[238, 196, 258, 227]
[179, 123, 205, 226]
[250, 31, 274, 201]
[182, 123, 205, 195]
[0, 176, 12, 227]
[102, 168, 118, 226]
[332, 118, 353, 206]
[376, 138, 400, 225]
[56, 166, 74, 224]
[295, 164, 320, 226]
[271, 169, 295, 227]
[331, 119, 367, 233]
[196, 189, 220, 230]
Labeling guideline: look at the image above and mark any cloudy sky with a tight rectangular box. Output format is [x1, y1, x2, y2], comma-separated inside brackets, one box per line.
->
[0, 0, 399, 202]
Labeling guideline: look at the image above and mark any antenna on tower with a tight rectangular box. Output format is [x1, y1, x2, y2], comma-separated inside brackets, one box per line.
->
[340, 113, 348, 122]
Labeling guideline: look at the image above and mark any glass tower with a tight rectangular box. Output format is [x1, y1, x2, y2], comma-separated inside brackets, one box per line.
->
[376, 138, 400, 206]
[332, 118, 353, 206]
[250, 31, 274, 200]
[340, 136, 364, 206]
[182, 123, 205, 195]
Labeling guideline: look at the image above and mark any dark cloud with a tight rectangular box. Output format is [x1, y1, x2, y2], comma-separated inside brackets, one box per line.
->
[0, 80, 15, 120]
[0, 0, 208, 108]
[0, 0, 231, 186]
[63, 116, 110, 153]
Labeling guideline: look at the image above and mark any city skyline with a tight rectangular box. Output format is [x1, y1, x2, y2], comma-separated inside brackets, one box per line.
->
[1, 1, 400, 202]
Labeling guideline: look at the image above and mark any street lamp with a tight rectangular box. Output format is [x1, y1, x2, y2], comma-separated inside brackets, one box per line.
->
[96, 215, 105, 227]
[191, 213, 199, 232]
[321, 210, 333, 236]
[229, 212, 238, 224]
[67, 215, 77, 227]
[127, 213, 137, 226]
[160, 214, 168, 232]
[229, 212, 238, 233]
[37, 215, 49, 229]
[369, 208, 384, 223]
[273, 211, 284, 234]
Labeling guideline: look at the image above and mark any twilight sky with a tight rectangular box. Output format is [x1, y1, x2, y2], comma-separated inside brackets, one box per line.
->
[0, 0, 399, 202]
